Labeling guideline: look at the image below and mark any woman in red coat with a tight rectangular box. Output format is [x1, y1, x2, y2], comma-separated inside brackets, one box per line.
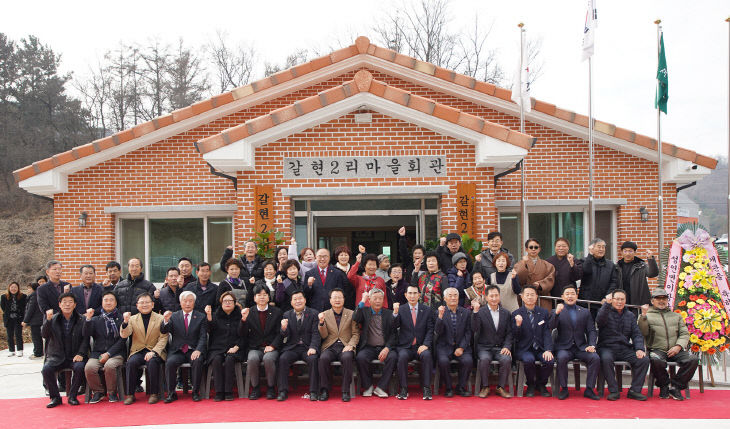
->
[347, 252, 388, 308]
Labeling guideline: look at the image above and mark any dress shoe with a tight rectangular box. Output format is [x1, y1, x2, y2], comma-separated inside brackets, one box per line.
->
[192, 391, 202, 402]
[396, 387, 408, 400]
[495, 386, 512, 398]
[423, 387, 433, 400]
[266, 386, 276, 400]
[68, 396, 80, 405]
[225, 393, 234, 401]
[444, 389, 454, 398]
[89, 392, 104, 404]
[277, 390, 288, 401]
[455, 386, 472, 397]
[108, 392, 120, 403]
[249, 387, 260, 400]
[164, 393, 178, 403]
[309, 391, 318, 401]
[658, 385, 669, 399]
[525, 385, 535, 397]
[342, 392, 351, 402]
[668, 387, 684, 401]
[537, 384, 551, 397]
[7, 351, 15, 357]
[627, 390, 647, 401]
[478, 387, 490, 398]
[373, 387, 389, 398]
[17, 351, 23, 357]
[558, 388, 569, 400]
[47, 397, 62, 408]
[148, 394, 160, 404]
[607, 391, 620, 401]
[124, 395, 136, 405]
[214, 392, 224, 402]
[583, 388, 600, 400]
[319, 389, 329, 401]
[136, 385, 145, 393]
[362, 385, 374, 397]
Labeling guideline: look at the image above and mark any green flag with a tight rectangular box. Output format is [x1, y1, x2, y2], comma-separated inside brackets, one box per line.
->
[655, 33, 668, 113]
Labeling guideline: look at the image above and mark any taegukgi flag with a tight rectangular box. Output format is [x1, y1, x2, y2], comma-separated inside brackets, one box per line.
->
[581, 0, 597, 61]
[511, 28, 531, 113]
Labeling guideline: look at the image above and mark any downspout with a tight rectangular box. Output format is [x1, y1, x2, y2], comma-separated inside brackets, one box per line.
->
[676, 181, 696, 193]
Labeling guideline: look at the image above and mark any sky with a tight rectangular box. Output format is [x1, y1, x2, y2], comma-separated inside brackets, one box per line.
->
[1, 0, 728, 159]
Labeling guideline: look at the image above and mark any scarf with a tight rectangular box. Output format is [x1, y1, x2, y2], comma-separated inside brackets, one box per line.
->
[362, 274, 378, 293]
[102, 309, 119, 338]
[227, 276, 242, 288]
[264, 277, 276, 292]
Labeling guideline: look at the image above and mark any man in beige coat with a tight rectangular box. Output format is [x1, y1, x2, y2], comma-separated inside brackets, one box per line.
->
[514, 238, 555, 310]
[120, 292, 168, 404]
[317, 288, 359, 402]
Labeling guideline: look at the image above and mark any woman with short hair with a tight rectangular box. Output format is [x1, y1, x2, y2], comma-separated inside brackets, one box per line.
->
[1, 282, 26, 357]
[205, 291, 245, 401]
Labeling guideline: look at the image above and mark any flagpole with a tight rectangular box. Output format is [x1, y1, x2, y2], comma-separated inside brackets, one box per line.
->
[588, 54, 595, 242]
[518, 22, 528, 244]
[656, 19, 664, 254]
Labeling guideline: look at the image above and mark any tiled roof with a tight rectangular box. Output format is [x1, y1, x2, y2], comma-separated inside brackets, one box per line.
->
[195, 70, 535, 155]
[13, 36, 716, 184]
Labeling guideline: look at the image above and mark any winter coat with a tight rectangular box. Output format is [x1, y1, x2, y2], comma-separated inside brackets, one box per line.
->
[616, 257, 658, 306]
[578, 255, 618, 302]
[114, 273, 157, 315]
[545, 255, 583, 298]
[638, 306, 690, 352]
[596, 302, 645, 351]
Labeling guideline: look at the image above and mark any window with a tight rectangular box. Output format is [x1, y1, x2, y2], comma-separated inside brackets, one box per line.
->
[119, 215, 233, 283]
[528, 212, 584, 259]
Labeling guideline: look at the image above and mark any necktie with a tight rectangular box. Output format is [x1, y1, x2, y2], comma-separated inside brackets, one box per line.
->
[182, 313, 190, 353]
[320, 268, 327, 284]
[297, 313, 303, 330]
[528, 310, 538, 350]
[450, 311, 457, 341]
[411, 306, 417, 345]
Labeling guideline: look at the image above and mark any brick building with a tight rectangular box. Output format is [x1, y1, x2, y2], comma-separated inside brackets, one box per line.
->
[14, 36, 716, 283]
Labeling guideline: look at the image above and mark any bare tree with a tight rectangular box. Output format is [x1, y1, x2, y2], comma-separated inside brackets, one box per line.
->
[460, 16, 504, 85]
[74, 61, 112, 137]
[139, 38, 170, 119]
[208, 30, 255, 93]
[264, 49, 308, 77]
[167, 39, 209, 110]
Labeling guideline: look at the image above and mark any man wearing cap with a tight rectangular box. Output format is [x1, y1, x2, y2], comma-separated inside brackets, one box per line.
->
[437, 233, 473, 273]
[638, 288, 698, 401]
[616, 241, 658, 306]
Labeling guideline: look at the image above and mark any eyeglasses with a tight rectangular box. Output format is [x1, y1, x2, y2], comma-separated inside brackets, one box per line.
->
[528, 246, 540, 250]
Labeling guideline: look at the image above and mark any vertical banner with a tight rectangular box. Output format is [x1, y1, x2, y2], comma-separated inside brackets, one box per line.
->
[456, 183, 476, 237]
[254, 185, 274, 234]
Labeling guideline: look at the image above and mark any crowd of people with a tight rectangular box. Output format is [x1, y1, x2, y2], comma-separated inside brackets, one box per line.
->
[1, 228, 699, 408]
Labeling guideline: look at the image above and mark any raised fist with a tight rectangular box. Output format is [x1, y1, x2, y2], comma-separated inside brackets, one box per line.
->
[154, 289, 160, 299]
[227, 245, 233, 250]
[318, 312, 325, 323]
[102, 278, 111, 287]
[163, 311, 172, 323]
[241, 308, 250, 321]
[249, 277, 255, 284]
[555, 303, 564, 314]
[398, 226, 406, 236]
[204, 305, 212, 316]
[85, 308, 95, 320]
[276, 275, 283, 283]
[475, 254, 482, 262]
[471, 300, 481, 313]
[46, 309, 54, 321]
[358, 244, 366, 254]
[457, 270, 463, 277]
[308, 277, 315, 286]
[392, 303, 400, 315]
[123, 312, 131, 323]
[438, 306, 445, 319]
[514, 314, 523, 327]
[356, 253, 362, 263]
[63, 284, 71, 293]
[522, 253, 530, 261]
[641, 304, 649, 315]
[281, 319, 289, 330]
[291, 238, 296, 245]
[439, 237, 446, 246]
[567, 253, 575, 266]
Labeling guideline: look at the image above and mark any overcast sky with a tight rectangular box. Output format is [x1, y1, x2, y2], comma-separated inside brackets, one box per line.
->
[2, 0, 728, 159]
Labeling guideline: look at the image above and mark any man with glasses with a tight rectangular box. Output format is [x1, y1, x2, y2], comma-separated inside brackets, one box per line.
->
[304, 249, 347, 312]
[472, 231, 515, 280]
[578, 238, 618, 319]
[638, 288, 697, 401]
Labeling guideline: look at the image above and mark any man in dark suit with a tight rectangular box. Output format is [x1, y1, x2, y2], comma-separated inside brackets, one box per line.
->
[393, 285, 434, 400]
[72, 265, 104, 316]
[303, 248, 347, 311]
[551, 284, 600, 400]
[240, 285, 283, 400]
[160, 291, 208, 402]
[434, 287, 472, 397]
[183, 262, 219, 312]
[354, 288, 397, 398]
[276, 290, 320, 401]
[472, 285, 513, 398]
[37, 260, 71, 314]
[512, 285, 554, 397]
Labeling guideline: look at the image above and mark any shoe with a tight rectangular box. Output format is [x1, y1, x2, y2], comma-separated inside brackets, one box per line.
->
[537, 384, 551, 397]
[658, 385, 669, 399]
[478, 387, 490, 398]
[668, 387, 685, 401]
[309, 391, 318, 401]
[16, 351, 23, 357]
[28, 354, 42, 360]
[396, 387, 408, 400]
[89, 392, 104, 404]
[266, 386, 276, 400]
[373, 387, 389, 398]
[456, 386, 472, 397]
[627, 390, 647, 401]
[249, 386, 260, 400]
[136, 385, 144, 393]
[68, 396, 80, 405]
[362, 385, 374, 397]
[175, 381, 183, 390]
[47, 397, 62, 408]
[423, 387, 432, 400]
[319, 389, 329, 401]
[108, 392, 120, 403]
[225, 393, 234, 401]
[558, 388, 569, 400]
[164, 392, 177, 403]
[607, 391, 620, 401]
[583, 388, 600, 401]
[148, 394, 159, 404]
[277, 390, 288, 401]
[214, 392, 224, 402]
[525, 385, 535, 397]
[495, 386, 512, 398]
[444, 389, 453, 398]
[342, 392, 351, 402]
[124, 395, 136, 405]
[192, 391, 201, 402]
[7, 351, 15, 357]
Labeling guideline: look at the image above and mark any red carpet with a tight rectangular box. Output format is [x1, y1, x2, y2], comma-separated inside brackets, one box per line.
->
[4, 388, 729, 428]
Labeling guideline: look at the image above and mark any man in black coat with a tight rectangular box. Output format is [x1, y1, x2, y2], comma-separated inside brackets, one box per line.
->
[160, 291, 208, 402]
[37, 260, 71, 314]
[616, 241, 658, 306]
[512, 285, 554, 397]
[276, 290, 320, 401]
[596, 289, 649, 401]
[239, 285, 283, 400]
[578, 238, 618, 318]
[114, 258, 157, 315]
[159, 267, 183, 312]
[183, 262, 219, 312]
[354, 288, 397, 398]
[303, 248, 347, 311]
[23, 279, 46, 359]
[393, 285, 434, 400]
[434, 287, 473, 397]
[72, 265, 104, 316]
[83, 291, 126, 403]
[219, 241, 265, 293]
[552, 285, 600, 400]
[436, 233, 474, 273]
[472, 285, 513, 398]
[41, 292, 88, 408]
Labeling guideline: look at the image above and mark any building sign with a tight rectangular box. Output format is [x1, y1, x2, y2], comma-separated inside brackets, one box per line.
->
[283, 156, 447, 179]
[254, 185, 274, 233]
[456, 183, 476, 237]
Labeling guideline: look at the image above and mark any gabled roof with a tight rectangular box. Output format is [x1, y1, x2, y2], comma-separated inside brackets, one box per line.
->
[14, 36, 716, 192]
